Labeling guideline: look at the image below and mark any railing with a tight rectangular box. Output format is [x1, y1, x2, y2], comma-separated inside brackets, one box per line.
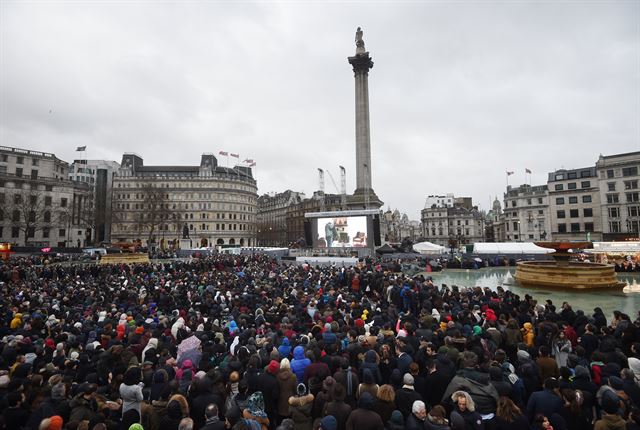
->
[0, 146, 56, 158]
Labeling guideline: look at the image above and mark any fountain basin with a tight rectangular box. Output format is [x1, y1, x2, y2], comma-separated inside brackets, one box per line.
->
[514, 260, 626, 290]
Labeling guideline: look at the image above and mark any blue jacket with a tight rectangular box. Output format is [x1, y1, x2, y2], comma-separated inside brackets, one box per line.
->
[290, 346, 311, 383]
[278, 338, 292, 358]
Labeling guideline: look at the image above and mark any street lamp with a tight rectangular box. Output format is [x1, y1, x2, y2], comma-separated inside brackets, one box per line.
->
[516, 220, 521, 242]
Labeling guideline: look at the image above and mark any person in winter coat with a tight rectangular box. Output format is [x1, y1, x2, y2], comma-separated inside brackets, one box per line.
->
[278, 338, 292, 359]
[405, 400, 428, 430]
[360, 350, 382, 385]
[395, 374, 423, 419]
[277, 358, 298, 422]
[120, 367, 144, 420]
[376, 384, 396, 424]
[526, 378, 563, 422]
[291, 346, 311, 383]
[386, 410, 405, 430]
[345, 392, 384, 430]
[357, 368, 379, 399]
[449, 391, 484, 430]
[425, 405, 451, 430]
[324, 384, 352, 430]
[253, 360, 280, 420]
[522, 322, 535, 349]
[289, 383, 314, 430]
[494, 396, 528, 430]
[552, 332, 572, 369]
[243, 391, 270, 430]
[10, 313, 23, 329]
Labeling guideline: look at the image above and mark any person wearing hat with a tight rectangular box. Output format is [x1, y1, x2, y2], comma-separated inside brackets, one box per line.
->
[288, 383, 314, 430]
[395, 373, 423, 420]
[594, 391, 626, 430]
[277, 358, 298, 423]
[252, 360, 280, 421]
[319, 415, 337, 430]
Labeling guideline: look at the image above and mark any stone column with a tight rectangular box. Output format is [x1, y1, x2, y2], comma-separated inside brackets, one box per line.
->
[348, 50, 374, 194]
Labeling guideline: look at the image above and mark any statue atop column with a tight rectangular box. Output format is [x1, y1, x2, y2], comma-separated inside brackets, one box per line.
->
[355, 27, 366, 55]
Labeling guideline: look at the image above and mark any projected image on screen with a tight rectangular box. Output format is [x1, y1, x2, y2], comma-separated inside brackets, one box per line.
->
[316, 216, 368, 248]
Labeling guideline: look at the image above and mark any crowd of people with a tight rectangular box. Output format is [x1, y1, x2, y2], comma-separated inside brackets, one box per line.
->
[1, 254, 639, 430]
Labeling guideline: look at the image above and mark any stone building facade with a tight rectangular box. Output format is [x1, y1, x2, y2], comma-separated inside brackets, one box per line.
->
[547, 167, 602, 241]
[257, 190, 306, 246]
[596, 151, 640, 240]
[421, 195, 485, 246]
[502, 184, 550, 242]
[0, 146, 92, 247]
[111, 153, 257, 249]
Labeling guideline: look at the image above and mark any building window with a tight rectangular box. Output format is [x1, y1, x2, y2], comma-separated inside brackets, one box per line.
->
[61, 198, 67, 207]
[556, 197, 565, 205]
[16, 156, 23, 164]
[607, 182, 616, 191]
[568, 197, 578, 204]
[622, 166, 638, 177]
[15, 167, 22, 177]
[0, 154, 7, 162]
[625, 180, 639, 190]
[538, 198, 543, 204]
[630, 220, 640, 232]
[11, 227, 19, 238]
[570, 209, 579, 218]
[609, 221, 621, 233]
[59, 228, 66, 237]
[581, 181, 590, 188]
[13, 194, 21, 204]
[607, 169, 615, 179]
[44, 211, 51, 222]
[629, 206, 640, 217]
[608, 207, 620, 218]
[567, 172, 577, 179]
[32, 159, 39, 166]
[45, 196, 52, 206]
[570, 223, 580, 232]
[568, 182, 577, 190]
[43, 228, 49, 238]
[582, 195, 592, 203]
[538, 210, 544, 215]
[554, 184, 563, 191]
[557, 210, 566, 219]
[527, 199, 532, 205]
[583, 208, 593, 217]
[585, 223, 594, 232]
[558, 224, 567, 233]
[606, 194, 619, 204]
[626, 192, 640, 203]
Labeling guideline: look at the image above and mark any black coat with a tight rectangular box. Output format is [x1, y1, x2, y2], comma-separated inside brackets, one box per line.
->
[395, 387, 423, 419]
[252, 371, 279, 417]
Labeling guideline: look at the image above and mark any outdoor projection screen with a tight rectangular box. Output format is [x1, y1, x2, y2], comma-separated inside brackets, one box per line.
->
[316, 216, 368, 248]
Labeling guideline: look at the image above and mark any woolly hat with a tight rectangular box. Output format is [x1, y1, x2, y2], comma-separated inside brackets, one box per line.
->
[320, 415, 337, 430]
[517, 349, 530, 361]
[49, 415, 63, 430]
[609, 376, 624, 390]
[601, 391, 620, 414]
[51, 383, 66, 400]
[267, 360, 280, 375]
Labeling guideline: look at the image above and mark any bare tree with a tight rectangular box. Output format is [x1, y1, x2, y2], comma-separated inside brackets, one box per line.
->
[135, 184, 173, 247]
[8, 189, 46, 246]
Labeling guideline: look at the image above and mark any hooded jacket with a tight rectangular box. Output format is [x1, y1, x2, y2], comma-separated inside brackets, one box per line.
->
[291, 346, 311, 383]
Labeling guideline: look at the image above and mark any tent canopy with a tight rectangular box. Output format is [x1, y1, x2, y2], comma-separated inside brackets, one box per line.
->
[413, 241, 447, 255]
[473, 242, 554, 255]
[586, 242, 640, 254]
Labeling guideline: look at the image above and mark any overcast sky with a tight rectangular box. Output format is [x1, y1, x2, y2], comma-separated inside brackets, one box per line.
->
[1, 1, 638, 219]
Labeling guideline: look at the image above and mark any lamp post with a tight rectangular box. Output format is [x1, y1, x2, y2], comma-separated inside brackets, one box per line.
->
[517, 220, 521, 242]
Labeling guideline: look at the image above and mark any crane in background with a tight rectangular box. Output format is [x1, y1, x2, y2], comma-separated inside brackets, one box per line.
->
[318, 168, 325, 211]
[325, 168, 348, 211]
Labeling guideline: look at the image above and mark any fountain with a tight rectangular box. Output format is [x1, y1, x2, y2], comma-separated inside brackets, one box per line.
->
[514, 242, 626, 290]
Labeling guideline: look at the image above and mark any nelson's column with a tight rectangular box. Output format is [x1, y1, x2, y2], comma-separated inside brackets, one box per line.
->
[348, 27, 382, 209]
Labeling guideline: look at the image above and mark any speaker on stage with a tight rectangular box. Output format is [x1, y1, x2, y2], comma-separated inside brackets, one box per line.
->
[373, 215, 381, 246]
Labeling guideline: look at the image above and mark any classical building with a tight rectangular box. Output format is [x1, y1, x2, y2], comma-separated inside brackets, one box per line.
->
[484, 197, 503, 242]
[502, 184, 550, 242]
[0, 146, 92, 247]
[257, 190, 306, 246]
[69, 159, 120, 244]
[596, 151, 640, 240]
[111, 153, 257, 249]
[547, 167, 602, 241]
[381, 208, 422, 243]
[421, 195, 485, 246]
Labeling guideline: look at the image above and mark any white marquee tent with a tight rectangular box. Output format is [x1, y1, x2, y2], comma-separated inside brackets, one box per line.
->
[472, 242, 554, 255]
[413, 241, 447, 255]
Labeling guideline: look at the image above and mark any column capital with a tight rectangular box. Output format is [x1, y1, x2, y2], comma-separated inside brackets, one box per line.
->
[348, 53, 373, 75]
